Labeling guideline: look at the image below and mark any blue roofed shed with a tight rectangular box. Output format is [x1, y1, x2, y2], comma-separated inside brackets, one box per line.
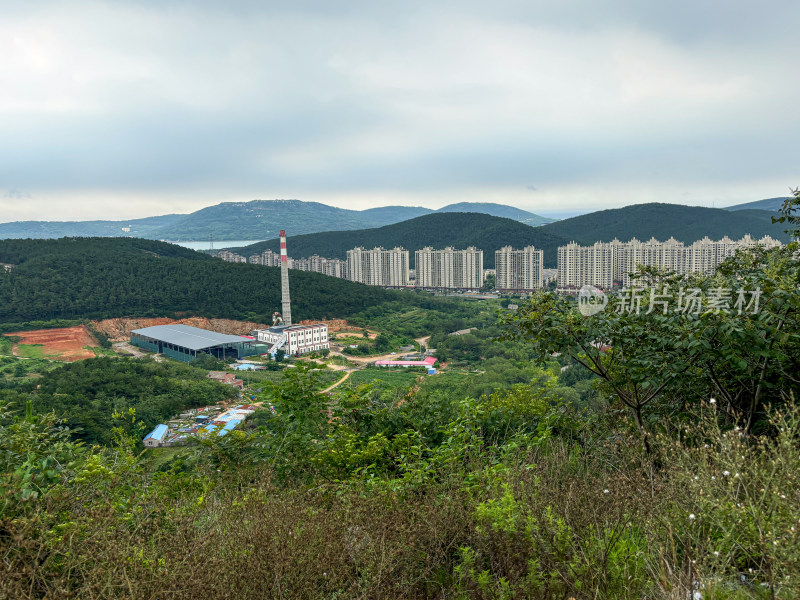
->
[143, 424, 168, 447]
[218, 420, 241, 437]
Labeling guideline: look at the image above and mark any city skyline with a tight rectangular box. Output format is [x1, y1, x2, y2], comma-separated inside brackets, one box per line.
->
[2, 1, 799, 222]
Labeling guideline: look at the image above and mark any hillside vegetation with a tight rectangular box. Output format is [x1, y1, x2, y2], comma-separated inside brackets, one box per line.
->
[724, 196, 790, 211]
[236, 213, 570, 268]
[2, 233, 800, 598]
[542, 203, 789, 246]
[234, 204, 791, 268]
[0, 238, 426, 324]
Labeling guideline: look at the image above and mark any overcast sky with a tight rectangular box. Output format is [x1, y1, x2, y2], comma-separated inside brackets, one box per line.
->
[1, 0, 798, 222]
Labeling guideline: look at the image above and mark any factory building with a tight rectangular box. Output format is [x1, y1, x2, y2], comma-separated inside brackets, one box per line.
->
[250, 229, 331, 357]
[495, 246, 544, 292]
[130, 324, 266, 362]
[255, 323, 329, 356]
[415, 246, 484, 290]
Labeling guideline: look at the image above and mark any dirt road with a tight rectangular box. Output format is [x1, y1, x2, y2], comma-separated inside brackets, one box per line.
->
[320, 371, 352, 394]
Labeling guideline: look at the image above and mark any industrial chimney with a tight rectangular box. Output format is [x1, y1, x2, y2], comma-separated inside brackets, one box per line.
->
[279, 229, 292, 325]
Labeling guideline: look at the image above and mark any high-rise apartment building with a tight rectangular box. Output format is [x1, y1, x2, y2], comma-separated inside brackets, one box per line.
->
[557, 235, 782, 290]
[347, 247, 409, 287]
[495, 246, 544, 291]
[216, 250, 246, 263]
[247, 250, 348, 279]
[415, 247, 484, 290]
[249, 249, 282, 267]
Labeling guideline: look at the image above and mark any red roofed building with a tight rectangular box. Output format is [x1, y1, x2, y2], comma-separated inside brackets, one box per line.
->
[374, 356, 438, 368]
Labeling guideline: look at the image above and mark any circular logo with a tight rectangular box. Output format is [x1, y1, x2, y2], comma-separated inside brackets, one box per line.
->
[578, 285, 607, 316]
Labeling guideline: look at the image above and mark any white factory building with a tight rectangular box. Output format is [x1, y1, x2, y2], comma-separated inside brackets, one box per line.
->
[255, 323, 330, 356]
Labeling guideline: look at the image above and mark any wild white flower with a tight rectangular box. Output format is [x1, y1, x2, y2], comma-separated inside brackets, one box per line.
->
[781, 494, 786, 499]
[711, 476, 716, 480]
[689, 514, 696, 521]
[723, 470, 730, 477]
[709, 398, 717, 404]
[713, 551, 720, 557]
[603, 489, 610, 494]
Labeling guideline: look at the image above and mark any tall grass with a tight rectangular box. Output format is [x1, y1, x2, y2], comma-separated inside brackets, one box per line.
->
[2, 404, 798, 599]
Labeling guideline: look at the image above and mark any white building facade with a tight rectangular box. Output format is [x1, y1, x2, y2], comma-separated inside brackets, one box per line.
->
[415, 246, 484, 290]
[557, 235, 782, 290]
[347, 247, 409, 287]
[255, 323, 330, 356]
[495, 246, 544, 291]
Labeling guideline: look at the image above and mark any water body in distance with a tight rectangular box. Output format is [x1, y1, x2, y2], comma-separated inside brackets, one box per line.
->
[170, 240, 264, 251]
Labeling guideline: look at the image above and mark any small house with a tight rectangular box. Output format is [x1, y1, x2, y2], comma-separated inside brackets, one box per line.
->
[143, 424, 169, 448]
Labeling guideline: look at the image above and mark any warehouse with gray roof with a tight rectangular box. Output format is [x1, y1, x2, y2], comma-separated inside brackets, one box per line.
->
[130, 324, 268, 363]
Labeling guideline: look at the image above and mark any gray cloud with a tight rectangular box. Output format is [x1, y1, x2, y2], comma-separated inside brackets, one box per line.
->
[1, 0, 798, 221]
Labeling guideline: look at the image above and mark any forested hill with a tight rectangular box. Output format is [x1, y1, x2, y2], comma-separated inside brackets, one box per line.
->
[723, 197, 790, 212]
[0, 238, 413, 324]
[234, 213, 571, 269]
[541, 203, 791, 246]
[231, 203, 791, 269]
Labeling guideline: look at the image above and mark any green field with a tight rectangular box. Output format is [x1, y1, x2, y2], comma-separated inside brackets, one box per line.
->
[15, 344, 50, 359]
[345, 368, 426, 389]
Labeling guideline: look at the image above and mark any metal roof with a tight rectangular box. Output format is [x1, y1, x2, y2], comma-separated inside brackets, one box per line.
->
[143, 424, 168, 441]
[374, 357, 438, 367]
[131, 324, 252, 351]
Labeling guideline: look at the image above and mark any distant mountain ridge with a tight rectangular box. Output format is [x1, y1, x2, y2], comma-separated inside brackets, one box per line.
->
[0, 199, 552, 241]
[234, 213, 569, 269]
[0, 214, 185, 239]
[539, 204, 788, 247]
[723, 197, 790, 212]
[435, 202, 554, 225]
[232, 203, 791, 268]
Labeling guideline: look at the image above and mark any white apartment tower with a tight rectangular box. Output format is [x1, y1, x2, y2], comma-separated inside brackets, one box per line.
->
[347, 247, 410, 287]
[557, 235, 782, 290]
[495, 246, 544, 291]
[415, 247, 484, 290]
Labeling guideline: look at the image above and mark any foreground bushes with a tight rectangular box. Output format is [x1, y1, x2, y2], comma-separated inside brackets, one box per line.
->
[2, 396, 799, 599]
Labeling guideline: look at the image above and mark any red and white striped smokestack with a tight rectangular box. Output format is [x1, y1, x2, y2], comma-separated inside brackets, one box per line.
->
[279, 229, 292, 325]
